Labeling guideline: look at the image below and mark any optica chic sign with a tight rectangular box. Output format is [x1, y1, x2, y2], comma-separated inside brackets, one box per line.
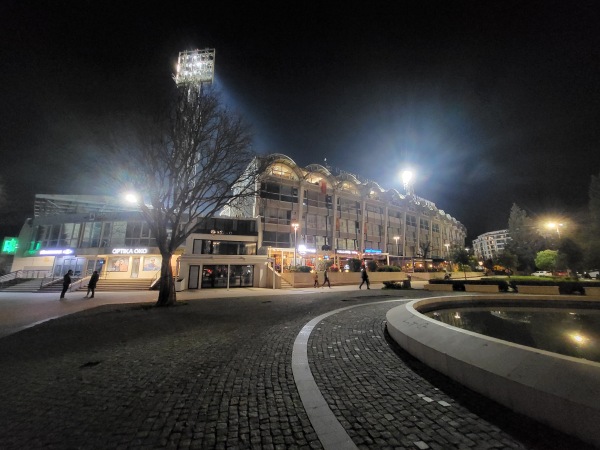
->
[111, 248, 149, 255]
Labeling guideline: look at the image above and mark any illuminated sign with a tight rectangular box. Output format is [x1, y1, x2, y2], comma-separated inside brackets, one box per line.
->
[1, 237, 18, 255]
[297, 245, 316, 254]
[364, 249, 382, 254]
[112, 248, 149, 255]
[335, 249, 359, 255]
[40, 249, 74, 255]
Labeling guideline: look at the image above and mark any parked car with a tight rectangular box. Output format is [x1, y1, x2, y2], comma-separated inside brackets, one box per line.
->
[580, 270, 599, 279]
[531, 271, 553, 277]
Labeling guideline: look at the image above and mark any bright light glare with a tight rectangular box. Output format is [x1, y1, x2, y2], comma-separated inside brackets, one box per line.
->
[401, 170, 413, 184]
[568, 333, 589, 345]
[124, 193, 139, 204]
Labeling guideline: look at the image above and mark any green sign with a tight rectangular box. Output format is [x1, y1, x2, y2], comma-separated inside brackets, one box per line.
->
[1, 237, 18, 255]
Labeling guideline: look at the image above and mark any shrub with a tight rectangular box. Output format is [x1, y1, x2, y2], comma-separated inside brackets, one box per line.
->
[377, 265, 402, 272]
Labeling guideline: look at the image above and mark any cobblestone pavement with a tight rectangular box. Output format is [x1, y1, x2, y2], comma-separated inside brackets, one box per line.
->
[0, 289, 592, 449]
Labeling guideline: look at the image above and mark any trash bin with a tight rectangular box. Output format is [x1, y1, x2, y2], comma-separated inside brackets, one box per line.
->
[402, 275, 411, 289]
[175, 278, 185, 292]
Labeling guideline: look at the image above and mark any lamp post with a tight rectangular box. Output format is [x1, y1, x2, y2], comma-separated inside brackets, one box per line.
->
[444, 243, 450, 271]
[546, 222, 563, 239]
[393, 236, 400, 255]
[291, 222, 299, 268]
[401, 170, 414, 196]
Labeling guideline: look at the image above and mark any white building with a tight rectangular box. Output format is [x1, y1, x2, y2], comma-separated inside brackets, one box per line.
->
[223, 154, 467, 272]
[472, 229, 510, 261]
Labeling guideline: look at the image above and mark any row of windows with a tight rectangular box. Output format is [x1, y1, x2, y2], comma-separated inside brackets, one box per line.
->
[31, 221, 155, 251]
[192, 240, 257, 255]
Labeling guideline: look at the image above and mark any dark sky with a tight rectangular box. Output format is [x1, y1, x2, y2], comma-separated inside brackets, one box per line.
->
[2, 1, 600, 243]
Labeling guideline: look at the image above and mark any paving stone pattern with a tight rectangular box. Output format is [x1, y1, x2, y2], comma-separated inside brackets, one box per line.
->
[0, 290, 592, 449]
[308, 302, 594, 450]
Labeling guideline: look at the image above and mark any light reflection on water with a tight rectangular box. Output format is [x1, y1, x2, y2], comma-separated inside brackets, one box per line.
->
[424, 307, 600, 363]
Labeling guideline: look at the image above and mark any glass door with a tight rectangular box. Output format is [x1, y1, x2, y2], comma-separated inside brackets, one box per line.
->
[131, 257, 140, 278]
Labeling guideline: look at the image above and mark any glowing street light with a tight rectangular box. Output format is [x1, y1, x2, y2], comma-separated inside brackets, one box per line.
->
[124, 192, 139, 204]
[291, 222, 299, 267]
[393, 236, 400, 255]
[546, 222, 564, 239]
[175, 48, 216, 86]
[401, 170, 414, 196]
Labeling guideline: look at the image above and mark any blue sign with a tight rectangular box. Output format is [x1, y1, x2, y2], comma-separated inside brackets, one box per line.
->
[364, 249, 382, 254]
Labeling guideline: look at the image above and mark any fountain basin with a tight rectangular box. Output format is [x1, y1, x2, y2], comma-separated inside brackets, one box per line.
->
[386, 295, 600, 447]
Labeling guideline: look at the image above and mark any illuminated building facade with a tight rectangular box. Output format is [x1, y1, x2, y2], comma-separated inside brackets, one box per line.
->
[8, 195, 271, 290]
[223, 154, 467, 271]
[9, 194, 166, 281]
[472, 229, 510, 261]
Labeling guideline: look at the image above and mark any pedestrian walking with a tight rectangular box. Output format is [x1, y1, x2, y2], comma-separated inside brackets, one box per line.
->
[85, 270, 99, 298]
[60, 269, 73, 299]
[359, 267, 370, 289]
[313, 270, 319, 287]
[321, 267, 331, 288]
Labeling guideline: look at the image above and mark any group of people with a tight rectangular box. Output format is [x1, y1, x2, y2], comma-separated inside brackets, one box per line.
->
[313, 268, 331, 288]
[311, 266, 371, 289]
[60, 270, 99, 300]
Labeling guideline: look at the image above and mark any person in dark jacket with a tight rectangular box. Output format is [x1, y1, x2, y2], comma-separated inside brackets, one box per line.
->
[321, 267, 331, 288]
[86, 270, 99, 298]
[359, 267, 370, 289]
[60, 270, 73, 299]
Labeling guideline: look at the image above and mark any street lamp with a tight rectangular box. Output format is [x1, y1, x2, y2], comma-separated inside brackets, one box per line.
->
[291, 222, 299, 268]
[401, 170, 414, 196]
[393, 236, 400, 255]
[546, 222, 564, 239]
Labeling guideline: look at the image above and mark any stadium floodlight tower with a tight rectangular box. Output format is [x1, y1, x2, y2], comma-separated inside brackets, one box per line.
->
[174, 48, 216, 86]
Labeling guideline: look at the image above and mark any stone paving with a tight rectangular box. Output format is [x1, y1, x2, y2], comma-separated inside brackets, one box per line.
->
[0, 288, 593, 449]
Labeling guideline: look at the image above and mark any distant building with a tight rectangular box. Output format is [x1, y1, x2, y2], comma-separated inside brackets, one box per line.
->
[472, 229, 510, 261]
[222, 154, 467, 272]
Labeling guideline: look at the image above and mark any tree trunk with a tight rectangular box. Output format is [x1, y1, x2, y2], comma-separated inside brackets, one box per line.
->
[156, 253, 177, 307]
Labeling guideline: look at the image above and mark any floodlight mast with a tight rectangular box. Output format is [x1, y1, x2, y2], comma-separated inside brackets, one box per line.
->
[174, 48, 216, 86]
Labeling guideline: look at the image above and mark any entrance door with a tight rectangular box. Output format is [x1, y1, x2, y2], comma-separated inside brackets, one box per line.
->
[188, 265, 200, 289]
[131, 257, 140, 278]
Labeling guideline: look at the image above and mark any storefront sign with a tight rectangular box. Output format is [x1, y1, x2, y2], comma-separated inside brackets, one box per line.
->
[112, 248, 149, 254]
[297, 245, 316, 254]
[1, 237, 18, 255]
[40, 248, 74, 255]
[364, 249, 382, 254]
[335, 249, 359, 255]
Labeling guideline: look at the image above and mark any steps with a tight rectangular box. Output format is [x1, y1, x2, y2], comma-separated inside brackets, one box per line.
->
[280, 278, 293, 289]
[77, 279, 153, 292]
[1, 279, 48, 292]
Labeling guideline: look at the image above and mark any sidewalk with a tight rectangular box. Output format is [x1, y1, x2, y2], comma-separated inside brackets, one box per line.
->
[0, 282, 425, 338]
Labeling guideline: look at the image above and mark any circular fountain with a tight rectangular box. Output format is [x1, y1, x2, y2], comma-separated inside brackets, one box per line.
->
[386, 294, 600, 447]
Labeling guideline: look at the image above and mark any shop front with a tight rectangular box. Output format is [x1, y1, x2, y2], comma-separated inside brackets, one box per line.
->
[102, 247, 163, 279]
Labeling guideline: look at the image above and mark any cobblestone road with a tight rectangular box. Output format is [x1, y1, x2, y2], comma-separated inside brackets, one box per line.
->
[0, 289, 592, 449]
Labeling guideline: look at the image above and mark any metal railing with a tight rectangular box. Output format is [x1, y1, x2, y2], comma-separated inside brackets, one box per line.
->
[0, 270, 52, 289]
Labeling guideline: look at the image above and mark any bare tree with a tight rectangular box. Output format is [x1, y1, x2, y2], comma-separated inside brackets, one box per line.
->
[110, 84, 266, 306]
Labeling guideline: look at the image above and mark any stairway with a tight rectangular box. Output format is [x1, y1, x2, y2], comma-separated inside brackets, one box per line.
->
[279, 278, 293, 289]
[1, 279, 48, 292]
[77, 279, 153, 292]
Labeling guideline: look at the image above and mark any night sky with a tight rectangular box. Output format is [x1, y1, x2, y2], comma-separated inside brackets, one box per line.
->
[2, 1, 600, 243]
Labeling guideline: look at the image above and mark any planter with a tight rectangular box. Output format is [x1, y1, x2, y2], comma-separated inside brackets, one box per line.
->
[516, 285, 560, 295]
[424, 283, 453, 291]
[175, 279, 185, 292]
[584, 286, 600, 298]
[465, 284, 499, 293]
